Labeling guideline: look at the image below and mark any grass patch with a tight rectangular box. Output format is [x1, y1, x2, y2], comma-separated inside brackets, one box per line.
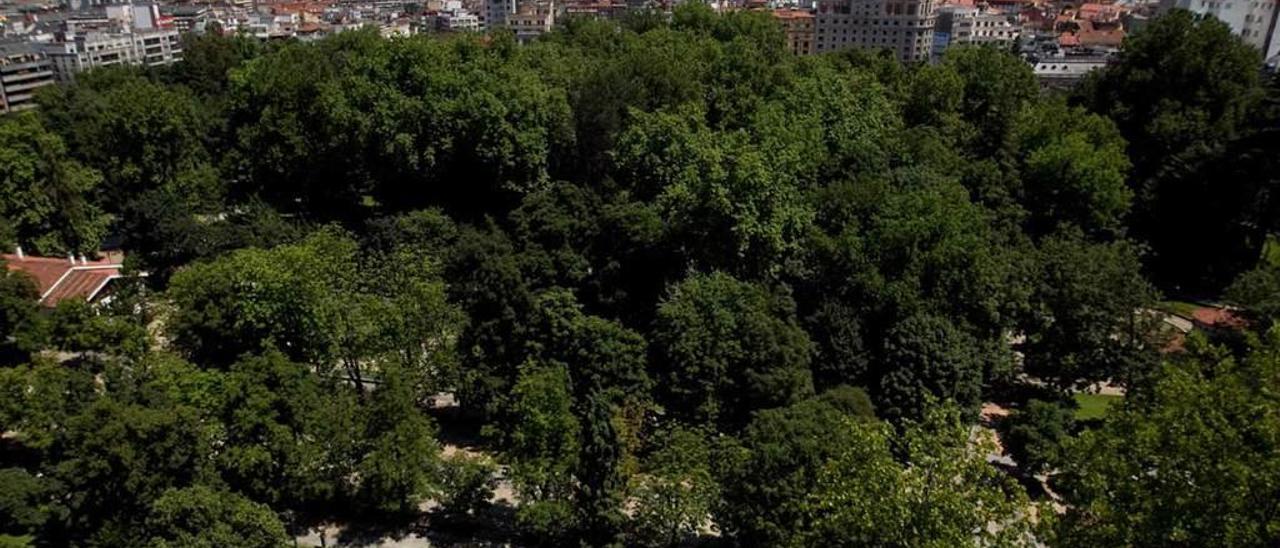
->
[1158, 300, 1201, 318]
[1074, 393, 1122, 421]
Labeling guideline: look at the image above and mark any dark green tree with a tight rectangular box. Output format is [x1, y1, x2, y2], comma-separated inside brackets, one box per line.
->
[143, 486, 289, 548]
[1054, 330, 1280, 545]
[1001, 399, 1076, 475]
[0, 113, 109, 255]
[652, 272, 814, 430]
[717, 388, 876, 546]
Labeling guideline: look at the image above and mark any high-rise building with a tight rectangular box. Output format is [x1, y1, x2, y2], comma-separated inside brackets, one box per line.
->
[815, 0, 937, 62]
[1161, 0, 1280, 60]
[0, 43, 56, 114]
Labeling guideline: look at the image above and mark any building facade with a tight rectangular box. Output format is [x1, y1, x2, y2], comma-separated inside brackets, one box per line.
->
[1161, 0, 1280, 59]
[42, 29, 182, 82]
[815, 0, 937, 62]
[0, 44, 56, 114]
[936, 5, 1018, 48]
[774, 8, 816, 55]
[508, 1, 555, 43]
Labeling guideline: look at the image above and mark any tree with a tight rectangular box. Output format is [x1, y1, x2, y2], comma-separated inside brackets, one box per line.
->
[48, 399, 212, 545]
[614, 106, 815, 279]
[1054, 329, 1280, 546]
[357, 366, 442, 515]
[0, 468, 55, 542]
[143, 486, 289, 548]
[213, 352, 334, 512]
[573, 392, 626, 547]
[874, 313, 984, 421]
[166, 230, 353, 367]
[1075, 10, 1268, 292]
[651, 272, 814, 430]
[801, 405, 1035, 547]
[629, 426, 719, 547]
[1010, 99, 1132, 239]
[938, 46, 1038, 156]
[35, 68, 217, 216]
[507, 363, 579, 542]
[1020, 231, 1159, 390]
[717, 388, 876, 546]
[1226, 263, 1280, 327]
[0, 113, 109, 255]
[0, 265, 41, 366]
[1001, 399, 1076, 475]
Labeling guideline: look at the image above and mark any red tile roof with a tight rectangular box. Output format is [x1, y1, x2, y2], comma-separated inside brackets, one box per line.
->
[1191, 307, 1247, 330]
[2, 254, 125, 307]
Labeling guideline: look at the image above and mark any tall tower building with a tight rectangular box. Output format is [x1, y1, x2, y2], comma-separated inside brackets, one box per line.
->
[815, 0, 938, 62]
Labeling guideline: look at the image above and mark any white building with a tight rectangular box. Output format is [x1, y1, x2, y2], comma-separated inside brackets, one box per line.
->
[439, 9, 481, 31]
[936, 5, 1018, 48]
[1033, 56, 1108, 88]
[41, 28, 182, 82]
[1161, 0, 1280, 59]
[815, 0, 938, 62]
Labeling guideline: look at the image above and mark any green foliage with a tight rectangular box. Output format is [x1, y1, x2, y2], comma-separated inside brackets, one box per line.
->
[36, 68, 217, 216]
[143, 486, 289, 548]
[0, 265, 41, 365]
[1002, 399, 1076, 475]
[1227, 263, 1280, 326]
[1076, 10, 1272, 293]
[357, 367, 442, 514]
[0, 468, 54, 540]
[50, 399, 213, 545]
[629, 426, 719, 547]
[230, 29, 572, 219]
[652, 272, 813, 430]
[717, 390, 875, 545]
[1020, 231, 1159, 389]
[875, 313, 984, 421]
[939, 46, 1039, 155]
[43, 298, 150, 357]
[167, 229, 461, 398]
[439, 454, 498, 517]
[1054, 329, 1280, 545]
[0, 113, 109, 255]
[801, 405, 1034, 547]
[508, 362, 580, 504]
[1010, 99, 1132, 238]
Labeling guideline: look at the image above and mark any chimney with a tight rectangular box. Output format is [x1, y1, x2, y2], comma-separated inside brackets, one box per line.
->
[79, 254, 88, 265]
[14, 246, 23, 260]
[68, 253, 75, 265]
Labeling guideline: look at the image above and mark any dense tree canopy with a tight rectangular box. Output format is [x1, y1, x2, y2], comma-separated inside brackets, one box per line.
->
[1, 8, 1277, 547]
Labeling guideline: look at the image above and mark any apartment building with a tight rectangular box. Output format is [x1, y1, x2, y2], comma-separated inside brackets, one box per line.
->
[508, 1, 554, 43]
[0, 43, 56, 114]
[936, 5, 1018, 49]
[1161, 0, 1280, 59]
[815, 0, 937, 62]
[775, 8, 816, 55]
[41, 28, 182, 82]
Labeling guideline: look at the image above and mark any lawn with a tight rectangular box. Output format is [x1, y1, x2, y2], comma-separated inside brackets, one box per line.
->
[1158, 300, 1201, 318]
[1074, 393, 1122, 421]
